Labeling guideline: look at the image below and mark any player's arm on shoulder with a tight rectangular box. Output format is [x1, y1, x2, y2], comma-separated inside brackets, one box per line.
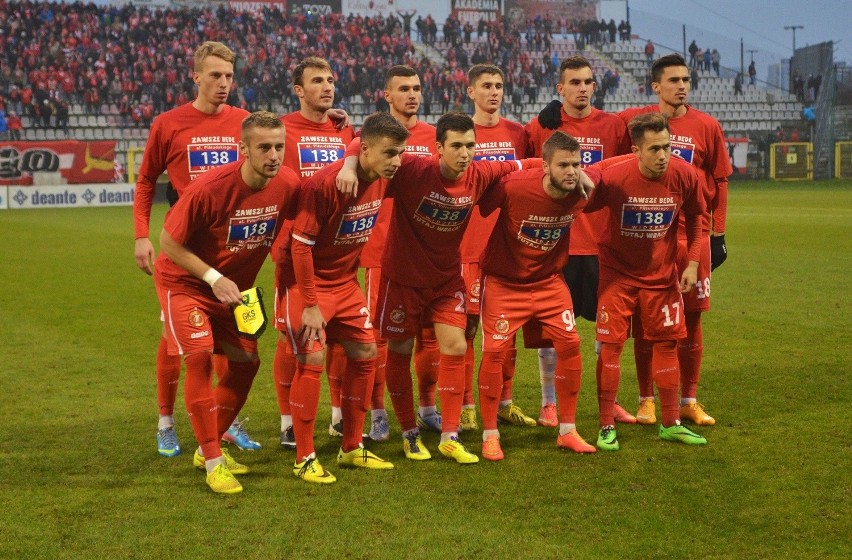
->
[327, 108, 351, 131]
[159, 229, 242, 305]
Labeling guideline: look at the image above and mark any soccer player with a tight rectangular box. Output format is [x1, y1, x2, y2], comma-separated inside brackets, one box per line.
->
[527, 56, 635, 427]
[278, 113, 409, 484]
[618, 54, 732, 426]
[459, 63, 535, 430]
[154, 111, 300, 493]
[273, 57, 356, 450]
[132, 41, 260, 457]
[477, 131, 597, 460]
[361, 65, 440, 442]
[584, 113, 708, 451]
[337, 113, 587, 464]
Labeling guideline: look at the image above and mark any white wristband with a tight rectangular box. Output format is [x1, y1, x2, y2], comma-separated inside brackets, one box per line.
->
[202, 267, 223, 287]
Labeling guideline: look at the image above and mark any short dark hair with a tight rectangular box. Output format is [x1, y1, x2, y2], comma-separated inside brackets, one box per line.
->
[293, 57, 332, 87]
[241, 111, 284, 143]
[468, 64, 504, 86]
[559, 55, 592, 77]
[542, 131, 581, 162]
[360, 112, 410, 145]
[651, 54, 687, 83]
[628, 113, 670, 144]
[385, 65, 418, 89]
[436, 112, 475, 144]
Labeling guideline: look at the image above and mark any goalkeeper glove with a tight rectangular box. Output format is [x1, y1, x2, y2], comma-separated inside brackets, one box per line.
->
[537, 100, 563, 130]
[710, 235, 727, 271]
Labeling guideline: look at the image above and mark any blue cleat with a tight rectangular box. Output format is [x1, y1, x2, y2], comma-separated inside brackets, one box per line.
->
[222, 418, 262, 451]
[157, 426, 181, 457]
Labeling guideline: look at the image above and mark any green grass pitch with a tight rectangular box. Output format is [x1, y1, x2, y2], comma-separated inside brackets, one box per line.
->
[0, 179, 849, 559]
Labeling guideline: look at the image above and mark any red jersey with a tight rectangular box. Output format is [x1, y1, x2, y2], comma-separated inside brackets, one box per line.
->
[359, 120, 436, 268]
[280, 111, 355, 179]
[382, 154, 525, 288]
[134, 103, 249, 238]
[479, 168, 588, 281]
[585, 154, 706, 288]
[525, 107, 631, 255]
[279, 158, 387, 288]
[154, 160, 300, 294]
[619, 105, 732, 233]
[461, 117, 530, 264]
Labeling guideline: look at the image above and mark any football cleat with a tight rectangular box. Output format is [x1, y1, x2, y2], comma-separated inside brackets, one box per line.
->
[293, 456, 337, 484]
[556, 431, 597, 453]
[635, 398, 657, 425]
[193, 448, 250, 475]
[337, 444, 394, 469]
[205, 464, 243, 494]
[659, 422, 707, 445]
[157, 426, 181, 457]
[403, 432, 432, 461]
[613, 403, 638, 424]
[679, 402, 716, 426]
[537, 403, 558, 427]
[460, 408, 478, 431]
[222, 418, 262, 450]
[280, 426, 296, 450]
[438, 436, 479, 464]
[498, 403, 536, 427]
[369, 416, 390, 442]
[416, 411, 443, 433]
[596, 425, 620, 451]
[481, 435, 504, 461]
[328, 421, 343, 437]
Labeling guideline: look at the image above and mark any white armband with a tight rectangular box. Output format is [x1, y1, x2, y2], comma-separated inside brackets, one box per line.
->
[202, 267, 223, 287]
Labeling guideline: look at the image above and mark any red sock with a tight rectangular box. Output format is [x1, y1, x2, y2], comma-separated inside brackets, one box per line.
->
[678, 312, 703, 400]
[182, 352, 219, 460]
[156, 335, 181, 417]
[273, 339, 296, 415]
[341, 358, 375, 451]
[385, 350, 416, 431]
[652, 340, 680, 426]
[214, 359, 260, 438]
[633, 337, 655, 398]
[463, 339, 476, 406]
[212, 354, 229, 383]
[325, 342, 346, 409]
[478, 351, 503, 431]
[437, 354, 466, 434]
[370, 341, 388, 410]
[597, 342, 622, 426]
[500, 347, 517, 402]
[414, 329, 439, 407]
[554, 343, 582, 424]
[290, 362, 323, 460]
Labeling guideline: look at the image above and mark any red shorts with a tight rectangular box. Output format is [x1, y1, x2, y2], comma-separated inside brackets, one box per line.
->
[364, 267, 382, 320]
[678, 235, 711, 312]
[480, 274, 579, 352]
[276, 280, 375, 354]
[596, 275, 687, 343]
[376, 275, 467, 340]
[461, 261, 482, 315]
[157, 286, 258, 356]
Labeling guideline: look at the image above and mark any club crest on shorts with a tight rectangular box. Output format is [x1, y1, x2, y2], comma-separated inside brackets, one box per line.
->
[188, 309, 205, 328]
[390, 308, 406, 324]
[470, 280, 481, 298]
[598, 308, 609, 324]
[495, 318, 510, 334]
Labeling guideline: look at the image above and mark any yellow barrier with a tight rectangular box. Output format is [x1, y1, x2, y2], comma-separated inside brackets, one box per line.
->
[127, 146, 145, 185]
[769, 142, 812, 180]
[835, 141, 852, 179]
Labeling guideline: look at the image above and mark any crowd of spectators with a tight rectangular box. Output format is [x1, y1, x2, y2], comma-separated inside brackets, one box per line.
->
[0, 0, 626, 132]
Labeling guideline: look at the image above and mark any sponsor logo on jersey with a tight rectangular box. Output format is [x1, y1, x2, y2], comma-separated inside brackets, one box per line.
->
[579, 143, 604, 167]
[190, 330, 210, 339]
[414, 196, 472, 231]
[670, 137, 696, 164]
[186, 142, 238, 179]
[620, 203, 676, 238]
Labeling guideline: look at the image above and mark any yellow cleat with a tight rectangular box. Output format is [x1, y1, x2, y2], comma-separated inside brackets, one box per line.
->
[337, 445, 394, 470]
[403, 432, 432, 461]
[635, 398, 657, 425]
[497, 403, 536, 427]
[193, 448, 250, 475]
[205, 464, 243, 494]
[679, 402, 716, 426]
[293, 457, 337, 484]
[438, 437, 479, 464]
